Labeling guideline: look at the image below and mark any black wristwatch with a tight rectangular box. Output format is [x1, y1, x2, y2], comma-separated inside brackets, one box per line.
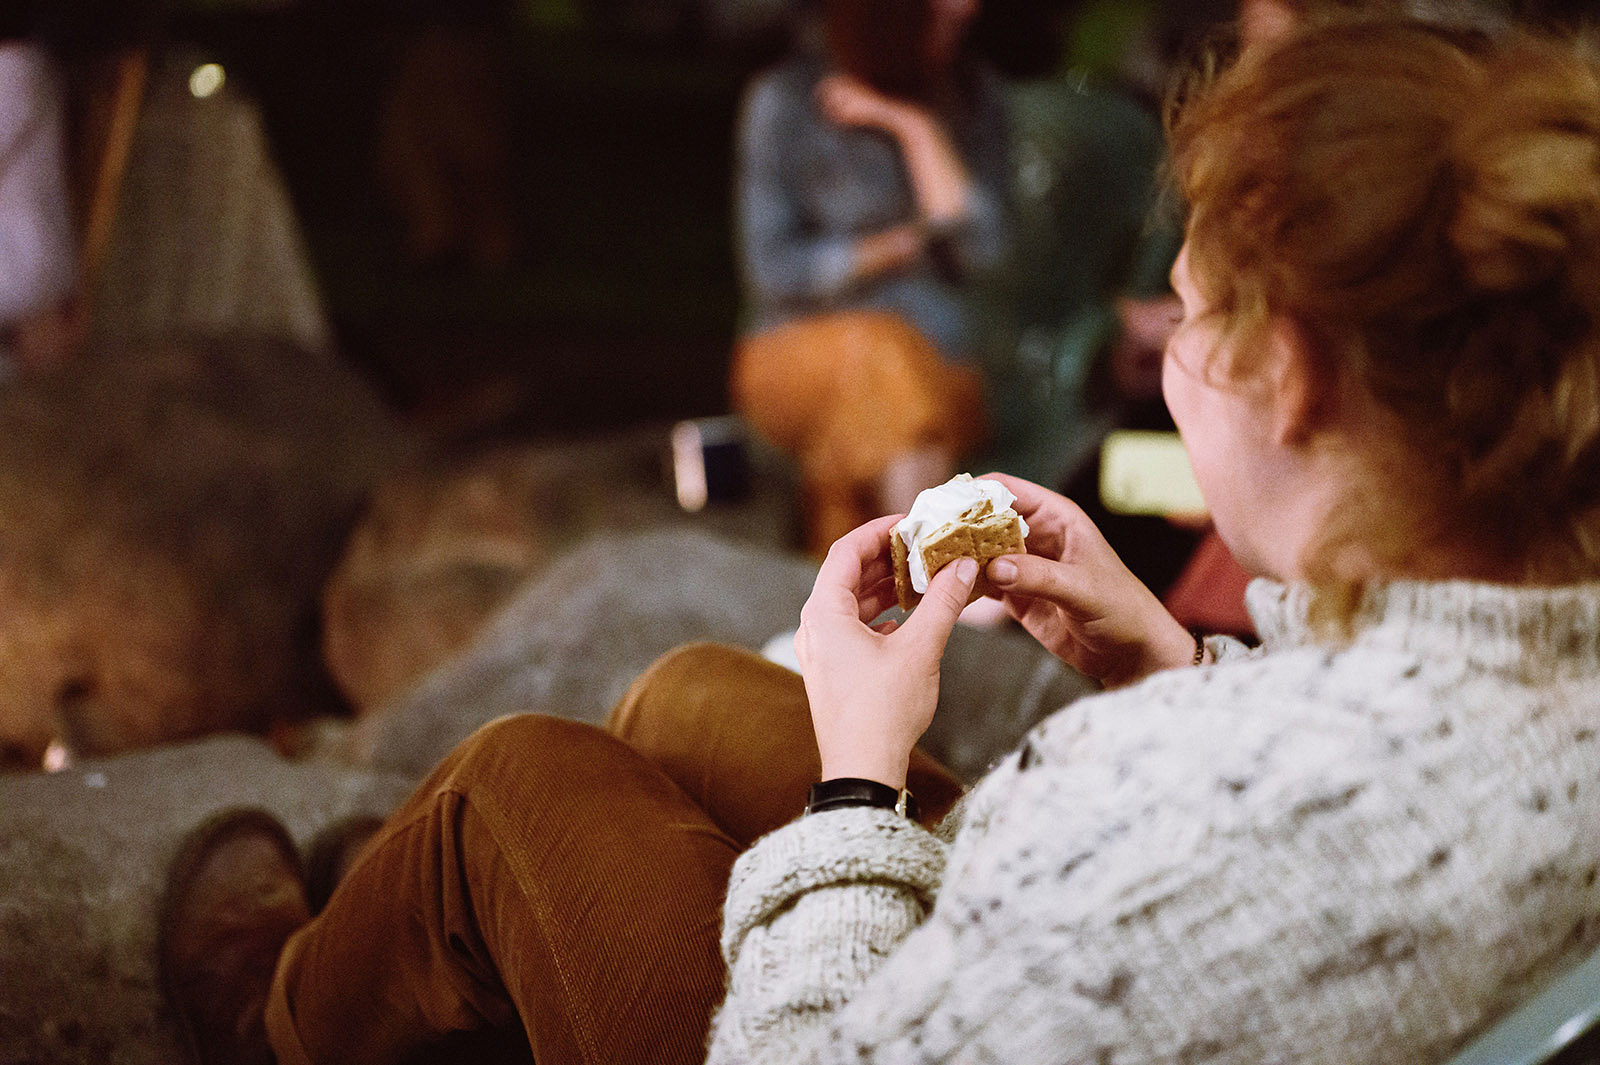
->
[805, 777, 919, 821]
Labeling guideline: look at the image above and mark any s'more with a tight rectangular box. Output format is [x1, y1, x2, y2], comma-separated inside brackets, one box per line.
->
[891, 474, 1028, 611]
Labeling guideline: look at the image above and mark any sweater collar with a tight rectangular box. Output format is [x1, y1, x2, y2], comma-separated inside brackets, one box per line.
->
[1247, 578, 1600, 676]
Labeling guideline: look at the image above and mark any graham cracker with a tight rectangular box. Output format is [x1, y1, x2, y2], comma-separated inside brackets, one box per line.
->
[892, 502, 1026, 611]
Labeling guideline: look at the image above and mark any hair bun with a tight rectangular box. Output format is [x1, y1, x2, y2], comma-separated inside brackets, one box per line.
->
[1449, 39, 1600, 293]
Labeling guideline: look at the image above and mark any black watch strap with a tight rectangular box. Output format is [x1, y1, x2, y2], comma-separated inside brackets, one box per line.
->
[805, 777, 919, 821]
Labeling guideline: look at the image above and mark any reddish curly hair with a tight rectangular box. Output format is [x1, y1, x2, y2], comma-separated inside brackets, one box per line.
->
[1169, 17, 1600, 594]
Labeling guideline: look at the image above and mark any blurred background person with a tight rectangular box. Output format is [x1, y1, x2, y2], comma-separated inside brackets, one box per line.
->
[0, 22, 80, 378]
[730, 0, 1011, 555]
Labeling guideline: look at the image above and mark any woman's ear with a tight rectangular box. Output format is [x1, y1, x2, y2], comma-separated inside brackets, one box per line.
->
[1263, 315, 1329, 448]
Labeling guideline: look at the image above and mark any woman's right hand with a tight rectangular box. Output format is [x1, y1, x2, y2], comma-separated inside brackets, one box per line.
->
[817, 73, 911, 135]
[979, 473, 1201, 688]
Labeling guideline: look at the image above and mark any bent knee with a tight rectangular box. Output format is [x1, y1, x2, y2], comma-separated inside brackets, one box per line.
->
[449, 713, 618, 782]
[618, 643, 797, 729]
[608, 641, 810, 762]
[634, 642, 767, 690]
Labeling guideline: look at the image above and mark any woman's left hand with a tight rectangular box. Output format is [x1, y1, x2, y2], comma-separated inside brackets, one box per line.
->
[795, 514, 978, 789]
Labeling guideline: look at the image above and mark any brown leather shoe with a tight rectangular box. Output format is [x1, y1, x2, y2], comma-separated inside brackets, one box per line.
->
[159, 809, 310, 1065]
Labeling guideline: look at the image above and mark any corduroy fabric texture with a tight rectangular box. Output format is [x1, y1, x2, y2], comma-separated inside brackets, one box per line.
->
[264, 643, 963, 1065]
[267, 715, 736, 1065]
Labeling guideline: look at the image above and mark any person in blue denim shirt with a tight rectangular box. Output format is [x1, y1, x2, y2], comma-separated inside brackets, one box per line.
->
[734, 16, 1010, 359]
[731, 0, 1012, 553]
[0, 34, 78, 378]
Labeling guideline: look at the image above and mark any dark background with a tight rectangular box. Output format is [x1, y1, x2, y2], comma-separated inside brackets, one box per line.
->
[172, 7, 761, 436]
[33, 0, 1580, 441]
[54, 0, 1089, 441]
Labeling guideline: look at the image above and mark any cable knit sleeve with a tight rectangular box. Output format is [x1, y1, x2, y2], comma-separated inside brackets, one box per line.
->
[1204, 633, 1257, 664]
[710, 807, 947, 1064]
[709, 737, 1198, 1065]
[707, 605, 1600, 1065]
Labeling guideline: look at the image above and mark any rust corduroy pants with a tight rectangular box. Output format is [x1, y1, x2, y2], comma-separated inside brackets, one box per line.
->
[263, 643, 964, 1065]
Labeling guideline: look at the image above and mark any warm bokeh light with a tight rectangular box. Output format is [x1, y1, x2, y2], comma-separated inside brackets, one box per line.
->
[189, 63, 226, 99]
[41, 740, 71, 773]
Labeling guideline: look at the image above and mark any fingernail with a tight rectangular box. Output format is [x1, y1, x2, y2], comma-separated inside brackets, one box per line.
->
[955, 557, 979, 583]
[988, 558, 1017, 583]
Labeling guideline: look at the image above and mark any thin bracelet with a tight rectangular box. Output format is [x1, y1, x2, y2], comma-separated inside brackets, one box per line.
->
[1191, 629, 1207, 666]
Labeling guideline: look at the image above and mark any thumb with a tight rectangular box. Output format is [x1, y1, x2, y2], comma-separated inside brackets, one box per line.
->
[986, 552, 1098, 616]
[903, 556, 978, 652]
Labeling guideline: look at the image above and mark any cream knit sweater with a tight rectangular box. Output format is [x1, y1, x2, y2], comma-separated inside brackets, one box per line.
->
[707, 579, 1600, 1064]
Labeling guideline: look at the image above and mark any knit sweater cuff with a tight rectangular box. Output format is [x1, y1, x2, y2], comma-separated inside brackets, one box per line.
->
[1206, 634, 1255, 664]
[721, 807, 947, 962]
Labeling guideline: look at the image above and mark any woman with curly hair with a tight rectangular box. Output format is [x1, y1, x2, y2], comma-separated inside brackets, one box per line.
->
[161, 15, 1600, 1065]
